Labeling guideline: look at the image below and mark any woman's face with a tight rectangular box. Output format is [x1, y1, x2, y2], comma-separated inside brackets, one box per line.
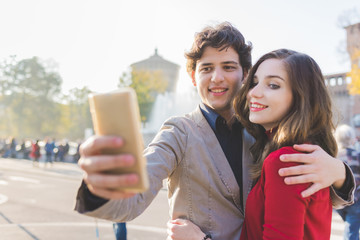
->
[247, 59, 293, 130]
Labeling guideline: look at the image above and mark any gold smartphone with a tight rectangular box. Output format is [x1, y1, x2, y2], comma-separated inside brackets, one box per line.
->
[88, 88, 149, 193]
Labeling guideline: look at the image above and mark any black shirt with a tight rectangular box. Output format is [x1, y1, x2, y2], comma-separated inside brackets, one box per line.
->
[200, 103, 244, 209]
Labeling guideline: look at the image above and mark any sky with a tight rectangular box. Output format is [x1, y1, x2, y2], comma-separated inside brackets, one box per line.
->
[1, 0, 360, 95]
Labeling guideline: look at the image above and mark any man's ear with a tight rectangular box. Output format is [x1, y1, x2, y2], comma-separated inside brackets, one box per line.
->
[242, 70, 249, 83]
[191, 71, 197, 86]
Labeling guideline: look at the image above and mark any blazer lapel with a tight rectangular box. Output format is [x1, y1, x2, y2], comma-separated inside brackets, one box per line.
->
[242, 129, 255, 210]
[190, 106, 242, 210]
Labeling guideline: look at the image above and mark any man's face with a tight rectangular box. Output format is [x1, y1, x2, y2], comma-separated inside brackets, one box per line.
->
[192, 46, 244, 118]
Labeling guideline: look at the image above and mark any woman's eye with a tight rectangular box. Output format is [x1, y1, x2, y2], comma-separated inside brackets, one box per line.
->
[269, 84, 280, 89]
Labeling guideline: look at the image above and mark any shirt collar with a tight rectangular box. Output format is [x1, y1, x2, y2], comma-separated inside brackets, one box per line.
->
[199, 102, 219, 131]
[200, 102, 242, 132]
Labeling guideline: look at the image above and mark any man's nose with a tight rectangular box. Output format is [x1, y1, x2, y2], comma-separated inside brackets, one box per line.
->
[211, 68, 224, 82]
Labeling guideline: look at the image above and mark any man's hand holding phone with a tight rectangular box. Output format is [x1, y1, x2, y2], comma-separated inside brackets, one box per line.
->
[79, 88, 149, 199]
[78, 135, 139, 199]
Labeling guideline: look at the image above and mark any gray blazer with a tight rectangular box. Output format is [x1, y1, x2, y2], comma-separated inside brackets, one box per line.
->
[77, 106, 354, 240]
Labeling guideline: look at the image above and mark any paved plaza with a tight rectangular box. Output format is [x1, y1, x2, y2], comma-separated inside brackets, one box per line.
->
[0, 158, 347, 239]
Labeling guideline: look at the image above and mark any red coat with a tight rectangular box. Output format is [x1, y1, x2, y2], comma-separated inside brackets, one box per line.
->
[30, 143, 40, 159]
[240, 146, 332, 240]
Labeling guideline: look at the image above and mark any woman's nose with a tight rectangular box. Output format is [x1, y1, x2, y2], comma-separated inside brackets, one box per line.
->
[249, 84, 263, 98]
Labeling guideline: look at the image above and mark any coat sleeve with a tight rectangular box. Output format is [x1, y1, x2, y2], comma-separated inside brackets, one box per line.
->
[74, 116, 188, 221]
[262, 150, 311, 239]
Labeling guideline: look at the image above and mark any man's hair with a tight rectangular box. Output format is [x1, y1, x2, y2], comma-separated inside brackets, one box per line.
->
[185, 22, 252, 75]
[234, 49, 337, 179]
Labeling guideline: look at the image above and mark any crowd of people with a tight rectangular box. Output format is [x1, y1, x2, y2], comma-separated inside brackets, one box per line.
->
[0, 137, 82, 164]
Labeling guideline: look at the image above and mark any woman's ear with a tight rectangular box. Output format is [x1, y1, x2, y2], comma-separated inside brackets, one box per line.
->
[191, 71, 197, 86]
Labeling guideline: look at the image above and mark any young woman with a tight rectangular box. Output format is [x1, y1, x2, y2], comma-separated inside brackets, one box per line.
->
[167, 49, 337, 239]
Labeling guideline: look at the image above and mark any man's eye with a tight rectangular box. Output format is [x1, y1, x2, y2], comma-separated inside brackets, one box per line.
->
[224, 66, 235, 70]
[201, 67, 211, 72]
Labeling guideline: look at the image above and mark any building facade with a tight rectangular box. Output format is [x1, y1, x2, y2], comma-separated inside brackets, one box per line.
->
[325, 22, 360, 135]
[130, 49, 180, 93]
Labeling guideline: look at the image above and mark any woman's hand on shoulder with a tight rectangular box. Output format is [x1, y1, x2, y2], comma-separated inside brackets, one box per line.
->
[278, 144, 346, 197]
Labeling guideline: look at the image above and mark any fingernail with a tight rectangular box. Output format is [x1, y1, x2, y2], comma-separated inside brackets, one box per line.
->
[114, 138, 123, 145]
[124, 155, 135, 165]
[128, 174, 139, 184]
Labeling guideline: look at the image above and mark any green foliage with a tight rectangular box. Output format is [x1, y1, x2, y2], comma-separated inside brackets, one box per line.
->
[0, 55, 170, 140]
[0, 56, 62, 138]
[119, 68, 168, 122]
[60, 87, 93, 140]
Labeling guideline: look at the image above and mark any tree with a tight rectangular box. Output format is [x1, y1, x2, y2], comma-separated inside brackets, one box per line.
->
[118, 69, 168, 123]
[59, 87, 93, 140]
[337, 9, 360, 28]
[0, 56, 62, 138]
[347, 49, 360, 95]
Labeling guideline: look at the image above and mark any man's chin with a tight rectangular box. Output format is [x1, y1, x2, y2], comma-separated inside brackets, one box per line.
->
[209, 104, 232, 114]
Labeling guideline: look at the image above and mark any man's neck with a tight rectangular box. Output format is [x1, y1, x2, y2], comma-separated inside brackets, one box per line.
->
[217, 109, 236, 128]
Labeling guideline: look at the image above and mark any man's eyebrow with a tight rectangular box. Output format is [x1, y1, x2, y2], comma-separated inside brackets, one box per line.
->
[198, 62, 213, 67]
[222, 61, 239, 65]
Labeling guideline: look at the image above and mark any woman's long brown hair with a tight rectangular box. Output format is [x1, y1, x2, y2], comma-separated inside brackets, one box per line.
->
[234, 49, 337, 179]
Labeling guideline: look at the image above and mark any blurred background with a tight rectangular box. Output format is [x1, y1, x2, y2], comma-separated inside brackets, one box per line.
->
[1, 1, 360, 239]
[1, 0, 360, 147]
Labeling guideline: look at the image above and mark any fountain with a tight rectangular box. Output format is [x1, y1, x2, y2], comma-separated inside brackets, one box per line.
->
[142, 85, 200, 146]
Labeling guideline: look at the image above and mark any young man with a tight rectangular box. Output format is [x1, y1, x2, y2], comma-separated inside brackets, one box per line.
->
[75, 22, 354, 240]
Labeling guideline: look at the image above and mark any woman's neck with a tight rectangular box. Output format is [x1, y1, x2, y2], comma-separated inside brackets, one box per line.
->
[264, 126, 278, 140]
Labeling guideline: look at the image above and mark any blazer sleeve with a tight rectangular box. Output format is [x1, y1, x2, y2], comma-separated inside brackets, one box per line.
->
[74, 116, 188, 221]
[330, 163, 355, 209]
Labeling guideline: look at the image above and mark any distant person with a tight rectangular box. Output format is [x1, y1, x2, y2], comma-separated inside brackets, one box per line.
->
[73, 140, 82, 163]
[64, 140, 69, 158]
[113, 222, 127, 240]
[3, 137, 16, 158]
[0, 138, 5, 156]
[57, 140, 68, 162]
[30, 140, 41, 165]
[44, 138, 55, 165]
[58, 140, 69, 162]
[9, 137, 17, 158]
[19, 139, 30, 159]
[335, 124, 360, 240]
